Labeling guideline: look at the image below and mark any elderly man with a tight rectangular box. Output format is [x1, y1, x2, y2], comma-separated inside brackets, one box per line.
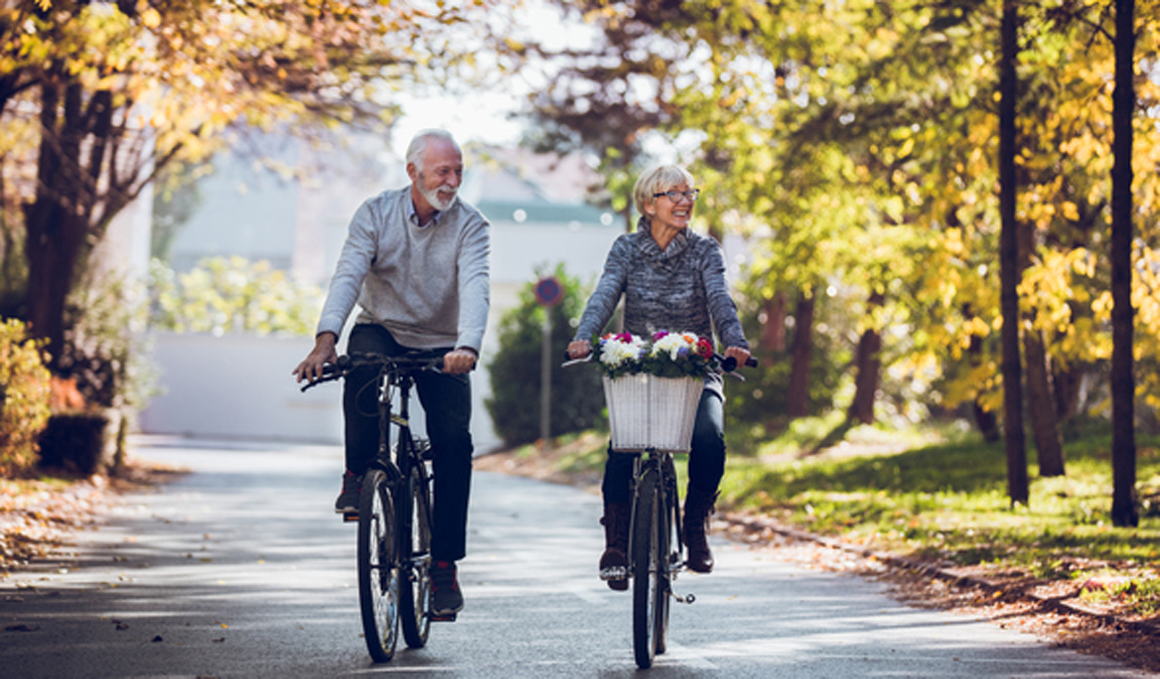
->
[294, 129, 490, 618]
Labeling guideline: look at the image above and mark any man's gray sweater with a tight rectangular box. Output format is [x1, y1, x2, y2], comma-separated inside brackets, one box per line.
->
[317, 187, 490, 352]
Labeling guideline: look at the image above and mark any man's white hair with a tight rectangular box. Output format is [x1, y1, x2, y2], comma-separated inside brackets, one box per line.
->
[406, 129, 460, 172]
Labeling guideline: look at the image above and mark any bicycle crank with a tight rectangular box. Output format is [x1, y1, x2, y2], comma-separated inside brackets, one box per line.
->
[669, 591, 696, 604]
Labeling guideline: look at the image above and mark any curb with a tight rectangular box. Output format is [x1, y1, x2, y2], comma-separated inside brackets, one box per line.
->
[722, 513, 1160, 638]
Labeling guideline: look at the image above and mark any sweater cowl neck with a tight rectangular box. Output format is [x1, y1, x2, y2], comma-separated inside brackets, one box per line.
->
[636, 217, 691, 261]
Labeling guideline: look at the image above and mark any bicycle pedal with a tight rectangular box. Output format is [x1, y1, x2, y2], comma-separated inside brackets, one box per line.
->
[429, 613, 457, 622]
[342, 512, 358, 523]
[671, 592, 695, 604]
[599, 566, 627, 581]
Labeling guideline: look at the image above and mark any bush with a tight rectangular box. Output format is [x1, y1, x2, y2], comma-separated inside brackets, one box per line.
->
[148, 256, 323, 336]
[37, 411, 110, 476]
[0, 318, 52, 476]
[60, 271, 158, 410]
[485, 265, 607, 448]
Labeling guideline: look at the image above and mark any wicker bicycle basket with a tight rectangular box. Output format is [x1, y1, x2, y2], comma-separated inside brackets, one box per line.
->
[602, 374, 704, 453]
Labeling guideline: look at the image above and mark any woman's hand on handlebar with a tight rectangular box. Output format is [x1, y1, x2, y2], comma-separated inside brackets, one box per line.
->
[294, 332, 338, 383]
[723, 346, 751, 369]
[567, 340, 591, 360]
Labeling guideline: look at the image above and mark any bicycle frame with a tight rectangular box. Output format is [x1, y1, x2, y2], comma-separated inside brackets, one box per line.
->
[561, 350, 754, 670]
[371, 359, 440, 617]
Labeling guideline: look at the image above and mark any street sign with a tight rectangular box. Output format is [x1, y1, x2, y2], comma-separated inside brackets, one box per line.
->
[534, 276, 564, 307]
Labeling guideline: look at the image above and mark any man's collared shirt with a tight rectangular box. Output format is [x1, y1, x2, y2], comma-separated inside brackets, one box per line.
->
[407, 198, 441, 228]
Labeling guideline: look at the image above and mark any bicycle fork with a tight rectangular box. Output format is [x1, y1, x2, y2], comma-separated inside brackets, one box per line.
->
[661, 463, 696, 606]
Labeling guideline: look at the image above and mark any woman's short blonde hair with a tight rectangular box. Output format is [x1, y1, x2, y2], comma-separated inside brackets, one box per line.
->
[632, 164, 696, 217]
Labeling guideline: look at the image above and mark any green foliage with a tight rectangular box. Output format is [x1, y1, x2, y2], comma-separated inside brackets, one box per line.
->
[485, 265, 607, 448]
[0, 318, 51, 477]
[148, 256, 323, 337]
[37, 411, 109, 477]
[60, 272, 158, 410]
[522, 0, 1160, 439]
[725, 294, 845, 434]
[0, 215, 27, 320]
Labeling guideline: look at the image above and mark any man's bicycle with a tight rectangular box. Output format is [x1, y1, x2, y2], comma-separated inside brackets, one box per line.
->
[301, 352, 445, 662]
[568, 352, 754, 669]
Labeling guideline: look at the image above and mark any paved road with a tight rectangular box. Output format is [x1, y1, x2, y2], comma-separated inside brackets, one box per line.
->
[1, 438, 1152, 678]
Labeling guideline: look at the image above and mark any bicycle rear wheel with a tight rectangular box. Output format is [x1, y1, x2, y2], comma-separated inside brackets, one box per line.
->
[400, 460, 433, 648]
[631, 467, 661, 669]
[358, 469, 401, 662]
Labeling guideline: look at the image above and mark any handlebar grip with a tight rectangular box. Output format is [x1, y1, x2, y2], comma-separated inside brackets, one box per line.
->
[321, 354, 351, 376]
[717, 354, 759, 372]
[299, 355, 350, 392]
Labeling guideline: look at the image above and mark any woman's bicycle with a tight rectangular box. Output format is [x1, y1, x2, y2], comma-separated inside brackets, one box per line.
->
[567, 352, 755, 669]
[301, 352, 444, 662]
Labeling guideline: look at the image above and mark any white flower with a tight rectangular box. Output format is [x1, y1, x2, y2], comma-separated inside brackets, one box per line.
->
[600, 336, 645, 368]
[650, 333, 695, 361]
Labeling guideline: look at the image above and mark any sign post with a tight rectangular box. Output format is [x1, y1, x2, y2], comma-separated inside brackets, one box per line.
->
[534, 277, 564, 449]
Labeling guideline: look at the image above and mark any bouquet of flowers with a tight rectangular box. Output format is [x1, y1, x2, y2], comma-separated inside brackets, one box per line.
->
[591, 330, 714, 380]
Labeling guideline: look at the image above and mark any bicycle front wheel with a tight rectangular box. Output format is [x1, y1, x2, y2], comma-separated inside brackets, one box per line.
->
[358, 469, 401, 662]
[631, 467, 661, 669]
[400, 462, 433, 648]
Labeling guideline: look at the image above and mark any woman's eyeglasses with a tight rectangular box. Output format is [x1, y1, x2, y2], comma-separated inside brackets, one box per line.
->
[653, 189, 700, 202]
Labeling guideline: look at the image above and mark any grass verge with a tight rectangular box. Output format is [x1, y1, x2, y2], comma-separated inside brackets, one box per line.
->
[719, 424, 1160, 619]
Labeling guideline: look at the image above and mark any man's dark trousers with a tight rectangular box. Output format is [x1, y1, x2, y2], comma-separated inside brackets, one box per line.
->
[343, 323, 473, 562]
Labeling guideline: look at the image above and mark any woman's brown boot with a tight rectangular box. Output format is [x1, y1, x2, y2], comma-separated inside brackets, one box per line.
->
[683, 486, 718, 573]
[599, 501, 631, 590]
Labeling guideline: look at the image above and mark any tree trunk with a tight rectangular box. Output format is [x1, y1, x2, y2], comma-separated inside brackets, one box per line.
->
[1052, 362, 1082, 423]
[1023, 329, 1065, 476]
[999, 0, 1028, 505]
[761, 293, 787, 352]
[962, 304, 1001, 441]
[787, 292, 815, 420]
[24, 77, 87, 370]
[972, 400, 1001, 442]
[23, 75, 132, 372]
[1110, 0, 1138, 527]
[848, 290, 884, 425]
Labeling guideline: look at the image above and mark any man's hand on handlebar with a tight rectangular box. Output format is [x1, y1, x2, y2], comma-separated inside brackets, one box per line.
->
[443, 347, 477, 375]
[567, 340, 591, 360]
[294, 332, 338, 383]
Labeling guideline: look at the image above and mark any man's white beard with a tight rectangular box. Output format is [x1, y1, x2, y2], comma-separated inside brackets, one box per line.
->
[419, 181, 457, 212]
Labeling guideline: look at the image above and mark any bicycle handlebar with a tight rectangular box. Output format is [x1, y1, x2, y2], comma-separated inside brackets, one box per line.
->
[300, 352, 447, 392]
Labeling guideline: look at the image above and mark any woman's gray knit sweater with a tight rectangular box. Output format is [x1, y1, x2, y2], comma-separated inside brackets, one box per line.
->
[573, 222, 749, 395]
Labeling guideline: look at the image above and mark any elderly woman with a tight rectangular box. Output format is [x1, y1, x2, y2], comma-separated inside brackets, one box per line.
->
[567, 164, 751, 589]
